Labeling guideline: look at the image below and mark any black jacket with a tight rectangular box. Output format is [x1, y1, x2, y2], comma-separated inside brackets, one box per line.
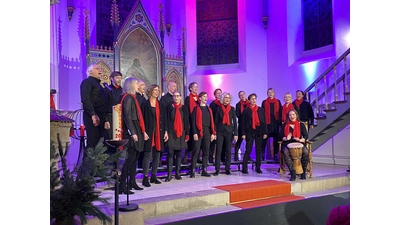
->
[214, 105, 238, 136]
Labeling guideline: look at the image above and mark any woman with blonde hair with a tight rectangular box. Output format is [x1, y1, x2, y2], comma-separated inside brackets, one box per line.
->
[213, 92, 238, 175]
[281, 92, 295, 123]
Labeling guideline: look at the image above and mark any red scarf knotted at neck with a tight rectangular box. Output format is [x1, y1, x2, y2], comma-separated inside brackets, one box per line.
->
[264, 98, 279, 124]
[196, 106, 216, 138]
[189, 93, 199, 114]
[284, 120, 301, 139]
[124, 94, 146, 134]
[173, 102, 183, 138]
[294, 99, 303, 109]
[221, 104, 231, 125]
[282, 103, 294, 122]
[249, 105, 260, 130]
[239, 99, 249, 114]
[213, 99, 222, 107]
[151, 100, 161, 151]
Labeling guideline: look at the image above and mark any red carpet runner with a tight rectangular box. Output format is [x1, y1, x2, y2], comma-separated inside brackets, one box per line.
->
[214, 180, 305, 209]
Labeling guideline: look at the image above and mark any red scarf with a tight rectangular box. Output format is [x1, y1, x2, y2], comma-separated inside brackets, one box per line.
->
[239, 99, 249, 113]
[221, 104, 231, 125]
[50, 93, 56, 109]
[213, 99, 222, 107]
[249, 105, 260, 130]
[282, 103, 294, 122]
[195, 106, 216, 138]
[173, 102, 183, 138]
[284, 120, 301, 139]
[264, 97, 279, 124]
[294, 99, 303, 109]
[189, 93, 199, 114]
[121, 94, 146, 134]
[151, 100, 161, 151]
[113, 84, 121, 89]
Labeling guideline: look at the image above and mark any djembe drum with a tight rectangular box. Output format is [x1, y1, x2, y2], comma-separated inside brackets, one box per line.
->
[287, 142, 304, 174]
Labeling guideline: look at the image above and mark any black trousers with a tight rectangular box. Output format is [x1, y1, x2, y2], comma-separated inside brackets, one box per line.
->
[261, 132, 280, 159]
[215, 130, 232, 171]
[234, 135, 244, 160]
[142, 146, 161, 177]
[82, 112, 106, 149]
[167, 149, 182, 175]
[120, 146, 140, 186]
[209, 140, 217, 162]
[243, 134, 263, 171]
[191, 128, 211, 171]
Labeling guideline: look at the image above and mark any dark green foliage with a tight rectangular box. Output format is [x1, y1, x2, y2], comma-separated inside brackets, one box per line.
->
[50, 134, 121, 225]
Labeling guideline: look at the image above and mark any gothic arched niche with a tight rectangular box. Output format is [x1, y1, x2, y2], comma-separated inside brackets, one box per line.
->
[119, 28, 158, 87]
[165, 68, 182, 92]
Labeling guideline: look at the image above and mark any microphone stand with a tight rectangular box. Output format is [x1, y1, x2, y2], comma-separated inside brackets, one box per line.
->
[105, 139, 137, 225]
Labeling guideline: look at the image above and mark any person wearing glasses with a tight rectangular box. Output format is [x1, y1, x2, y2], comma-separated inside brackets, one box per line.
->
[213, 92, 238, 175]
[164, 90, 190, 181]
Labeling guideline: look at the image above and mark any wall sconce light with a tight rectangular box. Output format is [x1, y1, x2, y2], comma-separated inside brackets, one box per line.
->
[67, 0, 75, 21]
[67, 6, 75, 21]
[262, 16, 269, 29]
[166, 23, 172, 36]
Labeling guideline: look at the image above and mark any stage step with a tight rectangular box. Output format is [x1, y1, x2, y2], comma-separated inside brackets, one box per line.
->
[85, 171, 350, 225]
[144, 185, 350, 225]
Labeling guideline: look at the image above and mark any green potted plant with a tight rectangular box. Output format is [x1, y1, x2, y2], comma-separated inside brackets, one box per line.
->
[50, 135, 120, 225]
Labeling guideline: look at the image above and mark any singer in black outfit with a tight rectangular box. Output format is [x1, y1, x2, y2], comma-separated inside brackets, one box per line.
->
[190, 92, 216, 178]
[209, 88, 222, 164]
[213, 92, 238, 175]
[80, 64, 112, 150]
[103, 71, 123, 156]
[136, 79, 147, 169]
[293, 90, 315, 130]
[241, 93, 268, 174]
[165, 90, 190, 181]
[234, 91, 249, 161]
[119, 77, 149, 193]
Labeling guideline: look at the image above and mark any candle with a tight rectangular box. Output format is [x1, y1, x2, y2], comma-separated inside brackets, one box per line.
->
[80, 124, 85, 137]
[112, 105, 122, 140]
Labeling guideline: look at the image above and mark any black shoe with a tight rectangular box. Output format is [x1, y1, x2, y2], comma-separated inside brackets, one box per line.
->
[142, 177, 151, 187]
[119, 185, 134, 195]
[165, 174, 172, 182]
[256, 169, 263, 174]
[175, 174, 182, 180]
[150, 175, 162, 184]
[201, 171, 211, 177]
[289, 170, 296, 181]
[225, 171, 231, 175]
[300, 172, 306, 180]
[241, 170, 248, 174]
[129, 181, 144, 190]
[190, 173, 195, 178]
[214, 171, 219, 176]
